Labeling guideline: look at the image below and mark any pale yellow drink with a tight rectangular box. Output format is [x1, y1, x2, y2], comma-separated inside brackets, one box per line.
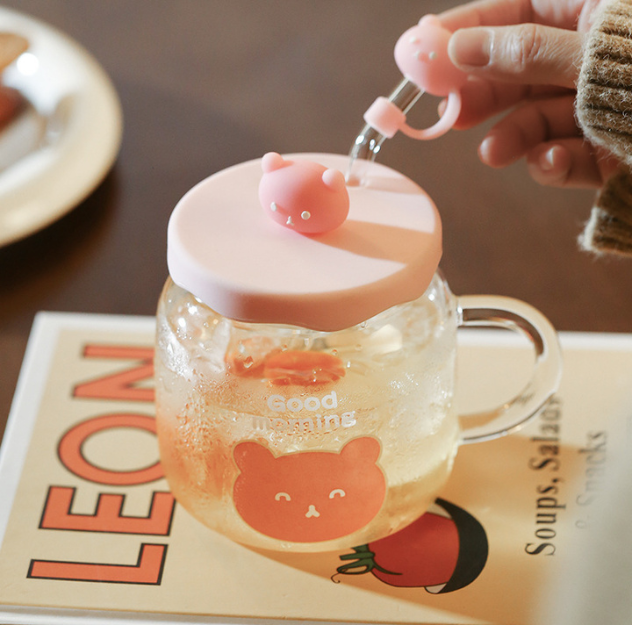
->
[155, 275, 460, 552]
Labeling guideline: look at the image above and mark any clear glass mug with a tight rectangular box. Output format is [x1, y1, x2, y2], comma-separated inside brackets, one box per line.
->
[154, 270, 562, 553]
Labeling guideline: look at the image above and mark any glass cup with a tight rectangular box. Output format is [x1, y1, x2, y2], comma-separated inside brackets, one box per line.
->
[155, 270, 561, 552]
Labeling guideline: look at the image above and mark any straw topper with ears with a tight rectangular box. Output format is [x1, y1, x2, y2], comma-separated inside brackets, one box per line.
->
[259, 152, 349, 234]
[364, 15, 467, 141]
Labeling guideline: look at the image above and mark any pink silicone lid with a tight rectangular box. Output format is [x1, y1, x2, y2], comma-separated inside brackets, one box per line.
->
[167, 153, 442, 332]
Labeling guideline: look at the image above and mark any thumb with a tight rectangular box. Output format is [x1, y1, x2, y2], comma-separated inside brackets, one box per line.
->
[448, 24, 585, 88]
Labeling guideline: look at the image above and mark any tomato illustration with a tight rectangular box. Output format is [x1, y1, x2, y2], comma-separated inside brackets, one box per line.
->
[335, 498, 488, 593]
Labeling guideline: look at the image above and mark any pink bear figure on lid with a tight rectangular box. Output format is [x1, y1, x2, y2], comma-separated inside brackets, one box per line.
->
[258, 152, 349, 234]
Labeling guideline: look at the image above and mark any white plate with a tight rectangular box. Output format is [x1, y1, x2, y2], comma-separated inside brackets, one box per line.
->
[0, 6, 122, 247]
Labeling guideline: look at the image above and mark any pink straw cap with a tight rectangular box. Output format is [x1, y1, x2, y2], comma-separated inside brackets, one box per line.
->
[364, 15, 468, 141]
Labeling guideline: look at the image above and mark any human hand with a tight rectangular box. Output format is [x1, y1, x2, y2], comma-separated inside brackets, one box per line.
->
[437, 0, 618, 189]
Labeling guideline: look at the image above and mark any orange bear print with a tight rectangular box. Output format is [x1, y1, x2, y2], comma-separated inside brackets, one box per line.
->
[233, 437, 386, 543]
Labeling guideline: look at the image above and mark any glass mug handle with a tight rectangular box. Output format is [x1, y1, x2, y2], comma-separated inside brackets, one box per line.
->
[456, 295, 563, 444]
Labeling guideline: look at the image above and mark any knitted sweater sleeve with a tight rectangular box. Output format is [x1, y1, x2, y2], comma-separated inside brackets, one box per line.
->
[576, 0, 632, 255]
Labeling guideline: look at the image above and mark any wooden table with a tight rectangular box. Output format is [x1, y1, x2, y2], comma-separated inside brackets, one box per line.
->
[1, 0, 629, 437]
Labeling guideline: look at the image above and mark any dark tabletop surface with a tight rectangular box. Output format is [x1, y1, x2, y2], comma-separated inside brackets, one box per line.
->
[1, 0, 630, 439]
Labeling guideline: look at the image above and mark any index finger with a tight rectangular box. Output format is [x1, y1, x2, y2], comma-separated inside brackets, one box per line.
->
[438, 0, 584, 31]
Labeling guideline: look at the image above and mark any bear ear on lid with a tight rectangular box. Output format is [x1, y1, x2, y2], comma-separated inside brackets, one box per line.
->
[261, 152, 289, 173]
[322, 168, 346, 192]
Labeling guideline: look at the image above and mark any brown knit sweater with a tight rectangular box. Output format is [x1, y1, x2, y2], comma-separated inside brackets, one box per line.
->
[576, 0, 632, 255]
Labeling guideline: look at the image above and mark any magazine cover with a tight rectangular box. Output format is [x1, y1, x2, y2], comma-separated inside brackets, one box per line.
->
[0, 312, 629, 625]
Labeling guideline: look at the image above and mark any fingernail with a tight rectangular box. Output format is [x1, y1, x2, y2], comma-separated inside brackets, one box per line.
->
[527, 145, 571, 183]
[449, 28, 492, 67]
[478, 135, 496, 165]
[539, 147, 556, 171]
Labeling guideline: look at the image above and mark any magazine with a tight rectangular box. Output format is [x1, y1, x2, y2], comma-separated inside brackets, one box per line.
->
[0, 312, 629, 624]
